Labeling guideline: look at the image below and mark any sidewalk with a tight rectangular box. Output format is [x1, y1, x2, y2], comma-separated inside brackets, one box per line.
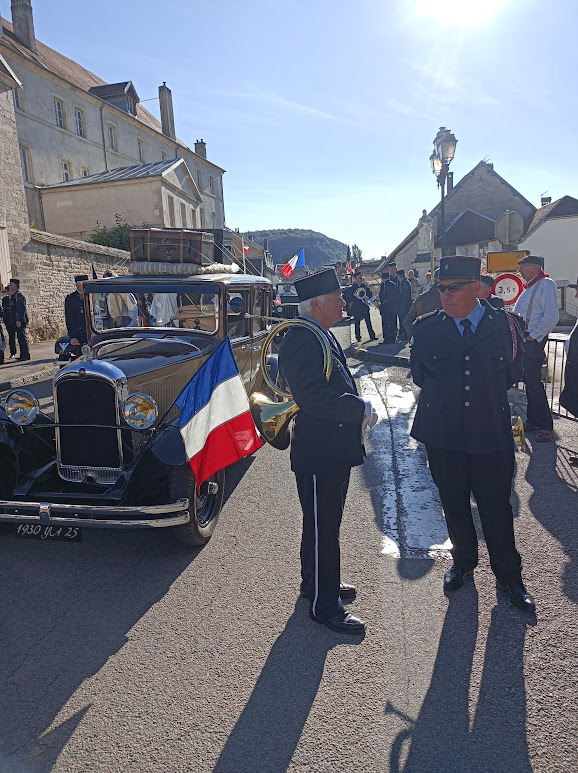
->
[0, 339, 59, 391]
[349, 306, 411, 365]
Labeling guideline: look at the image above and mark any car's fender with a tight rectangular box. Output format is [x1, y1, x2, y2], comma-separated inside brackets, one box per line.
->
[149, 422, 187, 466]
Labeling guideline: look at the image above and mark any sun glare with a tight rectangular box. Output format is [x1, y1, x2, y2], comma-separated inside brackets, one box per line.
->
[415, 0, 509, 27]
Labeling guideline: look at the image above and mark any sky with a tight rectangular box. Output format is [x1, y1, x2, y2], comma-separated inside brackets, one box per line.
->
[24, 0, 578, 260]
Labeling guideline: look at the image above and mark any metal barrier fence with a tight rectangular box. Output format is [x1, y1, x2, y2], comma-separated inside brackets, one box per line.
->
[545, 334, 576, 421]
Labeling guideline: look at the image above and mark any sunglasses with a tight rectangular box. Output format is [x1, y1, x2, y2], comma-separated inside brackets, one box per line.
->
[438, 280, 477, 294]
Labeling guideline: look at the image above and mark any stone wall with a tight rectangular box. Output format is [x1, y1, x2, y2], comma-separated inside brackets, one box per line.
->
[19, 231, 129, 340]
[0, 82, 29, 285]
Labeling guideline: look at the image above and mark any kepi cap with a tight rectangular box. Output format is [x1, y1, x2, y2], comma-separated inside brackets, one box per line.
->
[75, 274, 89, 282]
[387, 261, 397, 268]
[294, 268, 341, 302]
[517, 254, 543, 267]
[439, 256, 481, 281]
[9, 278, 20, 287]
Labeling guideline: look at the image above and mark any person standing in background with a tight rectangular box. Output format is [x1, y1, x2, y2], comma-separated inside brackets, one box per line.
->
[514, 255, 560, 442]
[396, 270, 412, 341]
[379, 271, 399, 343]
[4, 279, 30, 361]
[408, 269, 422, 302]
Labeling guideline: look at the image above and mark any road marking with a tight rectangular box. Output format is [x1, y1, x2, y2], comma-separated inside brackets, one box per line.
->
[358, 367, 451, 560]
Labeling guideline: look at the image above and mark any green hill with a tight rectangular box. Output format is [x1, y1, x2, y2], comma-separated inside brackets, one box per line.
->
[245, 229, 348, 269]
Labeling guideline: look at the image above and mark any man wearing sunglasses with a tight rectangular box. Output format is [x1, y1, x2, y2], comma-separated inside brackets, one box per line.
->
[409, 256, 534, 613]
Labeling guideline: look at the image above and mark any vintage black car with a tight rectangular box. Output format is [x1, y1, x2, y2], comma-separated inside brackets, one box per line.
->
[0, 271, 273, 545]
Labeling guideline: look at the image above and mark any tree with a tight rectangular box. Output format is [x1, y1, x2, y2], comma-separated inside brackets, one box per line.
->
[89, 215, 149, 251]
[351, 244, 362, 261]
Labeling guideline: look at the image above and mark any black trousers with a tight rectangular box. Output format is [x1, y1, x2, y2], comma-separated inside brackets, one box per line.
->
[381, 312, 397, 342]
[295, 470, 350, 618]
[524, 338, 553, 430]
[6, 325, 29, 358]
[353, 306, 376, 341]
[397, 306, 411, 339]
[426, 446, 522, 585]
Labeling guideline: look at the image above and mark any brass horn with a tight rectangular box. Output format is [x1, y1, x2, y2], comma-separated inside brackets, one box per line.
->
[249, 318, 333, 450]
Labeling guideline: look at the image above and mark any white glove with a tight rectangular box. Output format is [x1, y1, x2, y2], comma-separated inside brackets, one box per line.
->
[362, 399, 378, 439]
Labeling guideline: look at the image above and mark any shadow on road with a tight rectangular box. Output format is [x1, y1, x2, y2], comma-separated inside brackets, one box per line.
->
[386, 587, 533, 773]
[213, 601, 362, 773]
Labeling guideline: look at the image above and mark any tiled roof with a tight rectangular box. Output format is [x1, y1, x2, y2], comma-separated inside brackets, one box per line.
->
[0, 17, 182, 140]
[88, 81, 137, 99]
[41, 159, 178, 189]
[522, 195, 578, 240]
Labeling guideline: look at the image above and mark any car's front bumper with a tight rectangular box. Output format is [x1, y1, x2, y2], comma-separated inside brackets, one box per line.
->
[0, 499, 189, 529]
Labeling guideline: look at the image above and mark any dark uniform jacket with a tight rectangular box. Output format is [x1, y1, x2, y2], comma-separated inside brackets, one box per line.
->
[487, 294, 505, 309]
[560, 322, 578, 417]
[398, 278, 412, 311]
[3, 291, 28, 328]
[403, 285, 441, 339]
[347, 281, 372, 317]
[279, 319, 366, 476]
[64, 291, 88, 344]
[379, 278, 399, 314]
[410, 300, 524, 454]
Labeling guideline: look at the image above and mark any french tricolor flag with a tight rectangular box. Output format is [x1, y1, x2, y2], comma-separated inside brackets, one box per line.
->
[175, 339, 264, 489]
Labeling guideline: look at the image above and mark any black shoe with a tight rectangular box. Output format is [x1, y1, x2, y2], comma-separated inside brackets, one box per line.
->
[443, 566, 473, 592]
[369, 336, 377, 341]
[18, 356, 31, 361]
[497, 582, 536, 614]
[309, 609, 366, 634]
[300, 582, 356, 600]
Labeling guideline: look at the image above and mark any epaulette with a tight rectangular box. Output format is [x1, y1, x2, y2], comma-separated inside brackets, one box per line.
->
[415, 310, 439, 324]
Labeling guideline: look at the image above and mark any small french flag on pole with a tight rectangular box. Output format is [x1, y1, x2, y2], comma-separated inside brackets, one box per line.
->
[175, 339, 264, 489]
[280, 248, 305, 278]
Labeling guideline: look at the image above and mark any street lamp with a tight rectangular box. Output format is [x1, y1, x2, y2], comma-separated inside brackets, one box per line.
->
[430, 126, 457, 257]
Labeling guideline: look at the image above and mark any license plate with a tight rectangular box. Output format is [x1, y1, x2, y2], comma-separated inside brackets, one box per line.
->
[14, 523, 82, 542]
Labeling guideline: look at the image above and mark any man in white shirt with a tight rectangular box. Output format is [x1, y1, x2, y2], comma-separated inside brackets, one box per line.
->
[514, 255, 559, 442]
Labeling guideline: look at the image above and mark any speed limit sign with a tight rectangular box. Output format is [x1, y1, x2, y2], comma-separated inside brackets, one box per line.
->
[491, 273, 524, 306]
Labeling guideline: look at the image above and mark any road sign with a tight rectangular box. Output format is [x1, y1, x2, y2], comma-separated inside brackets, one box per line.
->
[495, 210, 524, 246]
[491, 272, 524, 306]
[487, 250, 528, 272]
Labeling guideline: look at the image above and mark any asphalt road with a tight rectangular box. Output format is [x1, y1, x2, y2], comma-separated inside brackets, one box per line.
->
[1, 323, 577, 772]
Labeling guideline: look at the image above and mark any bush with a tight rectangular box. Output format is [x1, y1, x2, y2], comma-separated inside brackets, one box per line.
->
[88, 215, 149, 251]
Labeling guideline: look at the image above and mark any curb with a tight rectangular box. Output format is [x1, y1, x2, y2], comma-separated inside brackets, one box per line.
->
[354, 346, 410, 366]
[0, 364, 59, 393]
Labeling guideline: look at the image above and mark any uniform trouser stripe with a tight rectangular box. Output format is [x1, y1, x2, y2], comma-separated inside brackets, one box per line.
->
[312, 474, 319, 616]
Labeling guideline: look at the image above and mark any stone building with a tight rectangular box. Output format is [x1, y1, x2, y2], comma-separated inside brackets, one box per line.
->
[0, 1, 225, 235]
[379, 161, 536, 274]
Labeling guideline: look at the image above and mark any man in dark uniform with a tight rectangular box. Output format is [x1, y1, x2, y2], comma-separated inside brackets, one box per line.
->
[478, 275, 504, 308]
[349, 270, 377, 342]
[279, 268, 377, 633]
[379, 270, 399, 343]
[4, 279, 30, 361]
[65, 274, 89, 353]
[396, 269, 412, 341]
[403, 268, 440, 342]
[410, 256, 535, 613]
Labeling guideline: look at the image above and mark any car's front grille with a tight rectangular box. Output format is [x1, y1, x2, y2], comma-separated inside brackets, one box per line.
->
[55, 377, 123, 482]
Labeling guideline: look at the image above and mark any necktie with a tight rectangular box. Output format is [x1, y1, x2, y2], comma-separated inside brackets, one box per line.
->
[460, 318, 473, 345]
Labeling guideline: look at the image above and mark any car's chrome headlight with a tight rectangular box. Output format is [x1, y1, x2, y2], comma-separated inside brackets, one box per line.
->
[122, 393, 158, 430]
[4, 389, 40, 425]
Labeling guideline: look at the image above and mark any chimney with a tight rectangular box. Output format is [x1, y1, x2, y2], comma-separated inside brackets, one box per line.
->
[446, 171, 453, 193]
[158, 82, 175, 140]
[263, 238, 269, 252]
[11, 0, 36, 53]
[541, 196, 552, 207]
[195, 139, 207, 159]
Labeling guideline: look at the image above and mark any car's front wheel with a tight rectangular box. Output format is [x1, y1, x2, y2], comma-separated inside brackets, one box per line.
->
[170, 464, 225, 546]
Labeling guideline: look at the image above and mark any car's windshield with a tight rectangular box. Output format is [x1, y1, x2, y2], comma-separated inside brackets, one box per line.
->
[88, 285, 220, 334]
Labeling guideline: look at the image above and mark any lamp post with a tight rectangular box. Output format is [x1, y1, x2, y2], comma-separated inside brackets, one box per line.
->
[430, 126, 457, 257]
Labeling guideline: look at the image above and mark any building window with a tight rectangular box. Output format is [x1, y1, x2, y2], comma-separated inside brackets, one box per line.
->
[161, 151, 167, 162]
[54, 98, 65, 128]
[127, 96, 134, 114]
[61, 161, 71, 182]
[212, 211, 216, 228]
[191, 208, 197, 228]
[19, 147, 29, 182]
[200, 208, 205, 228]
[197, 170, 202, 189]
[107, 124, 117, 151]
[180, 202, 187, 228]
[167, 195, 175, 227]
[209, 176, 214, 194]
[75, 108, 85, 137]
[13, 88, 22, 111]
[81, 167, 90, 178]
[137, 139, 145, 163]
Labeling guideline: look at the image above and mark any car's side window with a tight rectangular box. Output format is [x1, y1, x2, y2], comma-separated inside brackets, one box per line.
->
[227, 289, 250, 340]
[251, 288, 269, 335]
